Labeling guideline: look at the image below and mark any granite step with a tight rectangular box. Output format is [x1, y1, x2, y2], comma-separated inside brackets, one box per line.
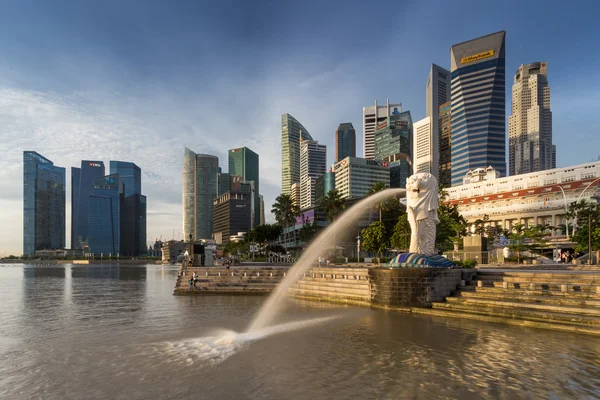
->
[445, 296, 600, 316]
[455, 291, 600, 308]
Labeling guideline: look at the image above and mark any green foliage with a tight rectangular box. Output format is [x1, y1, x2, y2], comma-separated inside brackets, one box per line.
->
[506, 223, 550, 263]
[361, 221, 387, 262]
[567, 200, 600, 253]
[436, 201, 467, 252]
[390, 214, 410, 251]
[272, 194, 300, 248]
[319, 189, 345, 222]
[299, 220, 322, 244]
[245, 224, 282, 246]
[453, 259, 478, 268]
[367, 181, 391, 222]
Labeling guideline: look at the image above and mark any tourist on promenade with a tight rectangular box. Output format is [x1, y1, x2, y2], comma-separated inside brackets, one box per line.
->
[188, 276, 194, 290]
[318, 256, 323, 267]
[326, 255, 330, 266]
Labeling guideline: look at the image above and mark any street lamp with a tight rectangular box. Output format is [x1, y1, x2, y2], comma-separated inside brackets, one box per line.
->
[188, 233, 193, 266]
[356, 233, 361, 263]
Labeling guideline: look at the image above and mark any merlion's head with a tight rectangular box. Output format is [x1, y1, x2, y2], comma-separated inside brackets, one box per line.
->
[406, 173, 439, 212]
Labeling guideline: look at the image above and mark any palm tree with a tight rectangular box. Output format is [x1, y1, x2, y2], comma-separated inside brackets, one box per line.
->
[319, 189, 346, 256]
[271, 194, 300, 252]
[367, 181, 389, 222]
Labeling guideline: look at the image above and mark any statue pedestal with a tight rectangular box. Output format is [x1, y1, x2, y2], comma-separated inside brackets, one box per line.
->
[388, 253, 455, 268]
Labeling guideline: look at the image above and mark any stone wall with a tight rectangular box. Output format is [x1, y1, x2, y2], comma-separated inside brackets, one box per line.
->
[369, 268, 476, 308]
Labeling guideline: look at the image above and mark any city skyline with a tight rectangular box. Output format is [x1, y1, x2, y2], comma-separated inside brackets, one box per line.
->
[1, 1, 599, 254]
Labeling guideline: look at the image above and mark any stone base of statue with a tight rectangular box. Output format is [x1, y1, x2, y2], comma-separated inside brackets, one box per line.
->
[387, 253, 455, 268]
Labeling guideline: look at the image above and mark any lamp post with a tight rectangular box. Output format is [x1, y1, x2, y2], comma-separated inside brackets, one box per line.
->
[188, 233, 193, 266]
[356, 233, 361, 263]
[555, 185, 569, 238]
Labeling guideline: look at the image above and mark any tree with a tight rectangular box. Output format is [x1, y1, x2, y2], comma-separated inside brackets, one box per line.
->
[271, 194, 300, 251]
[390, 214, 410, 251]
[472, 214, 490, 237]
[299, 220, 322, 244]
[567, 200, 600, 262]
[367, 181, 389, 222]
[361, 221, 387, 264]
[436, 202, 467, 252]
[507, 223, 532, 263]
[319, 189, 345, 223]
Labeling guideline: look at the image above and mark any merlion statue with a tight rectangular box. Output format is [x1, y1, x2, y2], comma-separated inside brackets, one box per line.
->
[406, 173, 439, 256]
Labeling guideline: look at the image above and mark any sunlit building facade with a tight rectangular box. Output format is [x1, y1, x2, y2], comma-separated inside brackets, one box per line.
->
[281, 114, 313, 196]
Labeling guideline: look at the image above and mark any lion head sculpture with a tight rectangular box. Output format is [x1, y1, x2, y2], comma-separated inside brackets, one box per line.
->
[406, 173, 439, 223]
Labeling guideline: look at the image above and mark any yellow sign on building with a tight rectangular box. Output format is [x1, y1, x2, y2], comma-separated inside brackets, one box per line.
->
[461, 50, 495, 64]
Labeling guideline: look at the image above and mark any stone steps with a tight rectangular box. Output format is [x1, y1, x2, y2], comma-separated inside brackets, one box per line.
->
[460, 286, 600, 299]
[291, 283, 370, 297]
[431, 301, 600, 327]
[288, 287, 370, 302]
[446, 296, 600, 316]
[456, 290, 600, 307]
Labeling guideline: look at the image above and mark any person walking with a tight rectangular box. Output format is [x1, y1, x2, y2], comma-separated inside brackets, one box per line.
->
[188, 276, 194, 291]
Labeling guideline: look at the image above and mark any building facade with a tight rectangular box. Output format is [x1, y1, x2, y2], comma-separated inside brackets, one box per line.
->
[23, 151, 66, 256]
[335, 122, 356, 162]
[450, 31, 506, 186]
[315, 171, 336, 204]
[182, 148, 219, 240]
[212, 192, 252, 245]
[363, 100, 402, 159]
[413, 116, 433, 174]
[291, 182, 301, 207]
[299, 139, 327, 209]
[373, 111, 412, 188]
[71, 160, 105, 250]
[228, 147, 260, 227]
[439, 101, 452, 187]
[281, 113, 313, 196]
[509, 62, 555, 176]
[445, 162, 600, 235]
[333, 157, 390, 199]
[426, 64, 450, 180]
[259, 194, 265, 225]
[88, 174, 123, 255]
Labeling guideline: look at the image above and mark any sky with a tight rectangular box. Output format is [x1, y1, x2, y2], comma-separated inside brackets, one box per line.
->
[0, 0, 598, 255]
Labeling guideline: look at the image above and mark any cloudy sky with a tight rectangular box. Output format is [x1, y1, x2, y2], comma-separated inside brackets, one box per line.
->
[0, 0, 598, 254]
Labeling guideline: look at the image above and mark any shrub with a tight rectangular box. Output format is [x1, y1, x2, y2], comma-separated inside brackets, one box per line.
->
[454, 259, 477, 268]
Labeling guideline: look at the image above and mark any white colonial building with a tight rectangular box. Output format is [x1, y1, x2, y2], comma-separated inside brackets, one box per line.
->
[446, 162, 600, 235]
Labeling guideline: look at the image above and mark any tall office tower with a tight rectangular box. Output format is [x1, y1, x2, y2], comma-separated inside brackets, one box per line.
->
[335, 123, 356, 162]
[426, 64, 450, 179]
[110, 161, 147, 256]
[182, 148, 219, 240]
[88, 174, 123, 255]
[212, 192, 253, 245]
[438, 101, 452, 187]
[259, 195, 265, 226]
[508, 62, 555, 175]
[413, 117, 433, 174]
[282, 114, 313, 196]
[315, 171, 336, 205]
[291, 183, 301, 207]
[23, 151, 66, 256]
[217, 172, 231, 196]
[71, 160, 105, 249]
[229, 147, 260, 228]
[373, 110, 413, 188]
[299, 139, 327, 210]
[450, 31, 506, 186]
[363, 100, 402, 159]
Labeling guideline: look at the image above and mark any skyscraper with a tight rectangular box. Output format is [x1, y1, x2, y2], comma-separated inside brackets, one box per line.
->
[413, 117, 433, 174]
[228, 147, 260, 228]
[425, 64, 450, 179]
[71, 160, 105, 249]
[438, 101, 452, 187]
[110, 161, 146, 256]
[299, 139, 327, 210]
[363, 100, 402, 159]
[88, 174, 123, 255]
[373, 110, 412, 188]
[450, 31, 506, 186]
[23, 151, 66, 256]
[281, 113, 313, 196]
[335, 123, 356, 162]
[182, 148, 219, 240]
[259, 194, 265, 225]
[509, 62, 555, 175]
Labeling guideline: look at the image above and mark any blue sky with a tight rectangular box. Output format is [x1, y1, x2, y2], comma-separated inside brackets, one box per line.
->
[0, 0, 598, 254]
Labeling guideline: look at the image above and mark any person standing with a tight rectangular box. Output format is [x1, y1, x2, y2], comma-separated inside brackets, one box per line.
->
[188, 276, 194, 290]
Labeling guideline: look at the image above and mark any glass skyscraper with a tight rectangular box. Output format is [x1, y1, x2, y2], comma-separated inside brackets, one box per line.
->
[373, 111, 413, 188]
[335, 123, 356, 162]
[88, 174, 123, 255]
[23, 151, 66, 256]
[110, 161, 141, 197]
[71, 160, 105, 249]
[182, 148, 219, 240]
[450, 31, 506, 186]
[281, 114, 313, 196]
[228, 147, 260, 227]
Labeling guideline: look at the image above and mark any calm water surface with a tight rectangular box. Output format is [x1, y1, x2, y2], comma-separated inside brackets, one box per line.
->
[1, 264, 599, 399]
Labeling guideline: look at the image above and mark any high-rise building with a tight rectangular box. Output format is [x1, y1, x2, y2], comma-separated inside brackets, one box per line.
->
[88, 174, 123, 255]
[509, 62, 555, 175]
[212, 192, 252, 245]
[23, 151, 66, 256]
[315, 171, 336, 204]
[71, 160, 105, 250]
[439, 101, 452, 187]
[373, 111, 412, 188]
[229, 147, 260, 227]
[300, 139, 327, 210]
[110, 161, 146, 256]
[291, 183, 301, 207]
[426, 64, 450, 179]
[450, 31, 506, 186]
[182, 148, 219, 240]
[413, 117, 433, 174]
[335, 123, 356, 162]
[282, 114, 313, 196]
[217, 171, 231, 196]
[259, 194, 265, 226]
[363, 100, 402, 159]
[333, 157, 390, 199]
